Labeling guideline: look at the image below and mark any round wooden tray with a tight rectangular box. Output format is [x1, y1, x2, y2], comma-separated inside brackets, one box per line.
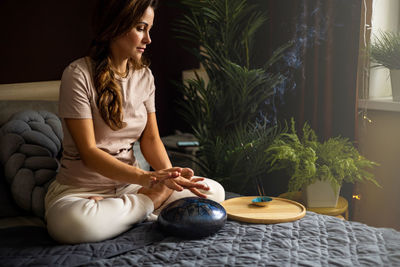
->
[221, 196, 306, 224]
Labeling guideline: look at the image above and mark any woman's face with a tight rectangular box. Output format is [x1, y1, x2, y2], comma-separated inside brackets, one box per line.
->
[112, 6, 154, 62]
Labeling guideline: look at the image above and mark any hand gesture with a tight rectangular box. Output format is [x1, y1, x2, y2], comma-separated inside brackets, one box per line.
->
[141, 167, 182, 188]
[144, 167, 209, 198]
[161, 168, 210, 198]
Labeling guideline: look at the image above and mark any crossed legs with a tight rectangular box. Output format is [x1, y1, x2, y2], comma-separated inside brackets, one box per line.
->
[45, 178, 225, 244]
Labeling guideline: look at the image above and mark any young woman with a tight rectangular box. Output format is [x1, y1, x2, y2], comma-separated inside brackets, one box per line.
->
[45, 0, 225, 244]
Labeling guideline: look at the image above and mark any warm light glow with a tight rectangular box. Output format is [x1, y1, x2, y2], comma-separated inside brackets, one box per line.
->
[352, 194, 361, 200]
[363, 115, 372, 123]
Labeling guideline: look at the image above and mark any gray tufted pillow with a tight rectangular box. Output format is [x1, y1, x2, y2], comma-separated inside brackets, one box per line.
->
[0, 110, 63, 218]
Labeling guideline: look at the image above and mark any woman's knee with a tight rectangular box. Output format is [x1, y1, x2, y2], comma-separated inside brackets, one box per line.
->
[200, 178, 225, 203]
[46, 195, 152, 244]
[46, 199, 113, 244]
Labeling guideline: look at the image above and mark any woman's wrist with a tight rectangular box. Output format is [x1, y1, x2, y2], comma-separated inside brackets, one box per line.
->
[137, 170, 152, 188]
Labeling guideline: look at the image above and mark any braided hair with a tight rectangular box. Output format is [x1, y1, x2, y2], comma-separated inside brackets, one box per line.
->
[89, 0, 157, 130]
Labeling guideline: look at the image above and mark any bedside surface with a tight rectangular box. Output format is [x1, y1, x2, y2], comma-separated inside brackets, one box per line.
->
[221, 196, 306, 224]
[279, 191, 349, 220]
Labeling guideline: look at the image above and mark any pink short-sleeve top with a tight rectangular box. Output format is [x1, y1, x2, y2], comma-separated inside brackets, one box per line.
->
[56, 57, 156, 188]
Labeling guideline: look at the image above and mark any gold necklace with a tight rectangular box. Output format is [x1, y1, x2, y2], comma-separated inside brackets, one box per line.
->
[113, 64, 129, 78]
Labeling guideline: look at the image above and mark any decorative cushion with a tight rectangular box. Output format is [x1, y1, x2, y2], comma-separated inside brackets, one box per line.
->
[0, 110, 63, 218]
[0, 164, 25, 218]
[157, 197, 227, 239]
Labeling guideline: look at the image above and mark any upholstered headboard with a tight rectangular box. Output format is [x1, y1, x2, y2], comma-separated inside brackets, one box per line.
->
[0, 81, 60, 125]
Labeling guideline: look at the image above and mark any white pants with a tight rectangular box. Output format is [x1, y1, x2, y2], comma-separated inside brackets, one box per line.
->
[45, 178, 225, 244]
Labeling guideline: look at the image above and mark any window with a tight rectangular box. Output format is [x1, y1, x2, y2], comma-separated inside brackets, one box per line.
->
[368, 0, 400, 99]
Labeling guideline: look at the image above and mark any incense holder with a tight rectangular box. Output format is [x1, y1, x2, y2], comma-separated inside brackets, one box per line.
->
[252, 196, 273, 207]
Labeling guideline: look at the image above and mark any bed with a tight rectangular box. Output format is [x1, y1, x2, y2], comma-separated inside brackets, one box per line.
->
[1, 201, 400, 266]
[1, 82, 400, 266]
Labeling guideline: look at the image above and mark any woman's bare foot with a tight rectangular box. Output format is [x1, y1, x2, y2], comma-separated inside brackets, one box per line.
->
[138, 183, 173, 209]
[88, 196, 104, 201]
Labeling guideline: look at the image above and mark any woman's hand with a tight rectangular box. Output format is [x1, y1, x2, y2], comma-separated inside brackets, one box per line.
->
[163, 176, 209, 198]
[143, 167, 210, 198]
[180, 168, 194, 179]
[141, 167, 182, 188]
[162, 168, 210, 198]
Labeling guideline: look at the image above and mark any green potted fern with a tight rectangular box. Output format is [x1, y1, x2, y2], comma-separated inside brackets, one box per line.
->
[265, 119, 380, 207]
[370, 30, 400, 101]
[173, 0, 290, 194]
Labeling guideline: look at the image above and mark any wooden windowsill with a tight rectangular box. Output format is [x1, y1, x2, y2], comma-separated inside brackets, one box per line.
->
[358, 97, 400, 112]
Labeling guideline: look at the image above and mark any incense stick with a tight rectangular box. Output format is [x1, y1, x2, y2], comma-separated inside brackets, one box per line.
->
[242, 142, 266, 197]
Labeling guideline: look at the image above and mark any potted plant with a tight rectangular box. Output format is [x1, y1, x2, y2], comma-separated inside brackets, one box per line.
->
[265, 119, 380, 207]
[370, 30, 400, 101]
[173, 0, 290, 194]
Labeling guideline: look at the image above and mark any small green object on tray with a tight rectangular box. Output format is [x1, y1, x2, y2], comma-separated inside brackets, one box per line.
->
[252, 196, 273, 207]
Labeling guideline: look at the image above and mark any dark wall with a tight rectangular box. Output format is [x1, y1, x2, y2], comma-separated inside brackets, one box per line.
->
[148, 1, 198, 135]
[0, 0, 95, 83]
[0, 0, 195, 136]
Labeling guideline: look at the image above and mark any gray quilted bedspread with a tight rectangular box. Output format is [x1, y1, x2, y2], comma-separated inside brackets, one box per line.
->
[86, 212, 400, 267]
[2, 212, 399, 267]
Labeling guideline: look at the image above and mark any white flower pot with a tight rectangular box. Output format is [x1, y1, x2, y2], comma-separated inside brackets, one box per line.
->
[390, 69, 400, 101]
[302, 180, 341, 208]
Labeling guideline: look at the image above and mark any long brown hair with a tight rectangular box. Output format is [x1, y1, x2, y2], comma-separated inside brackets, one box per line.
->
[89, 0, 157, 130]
